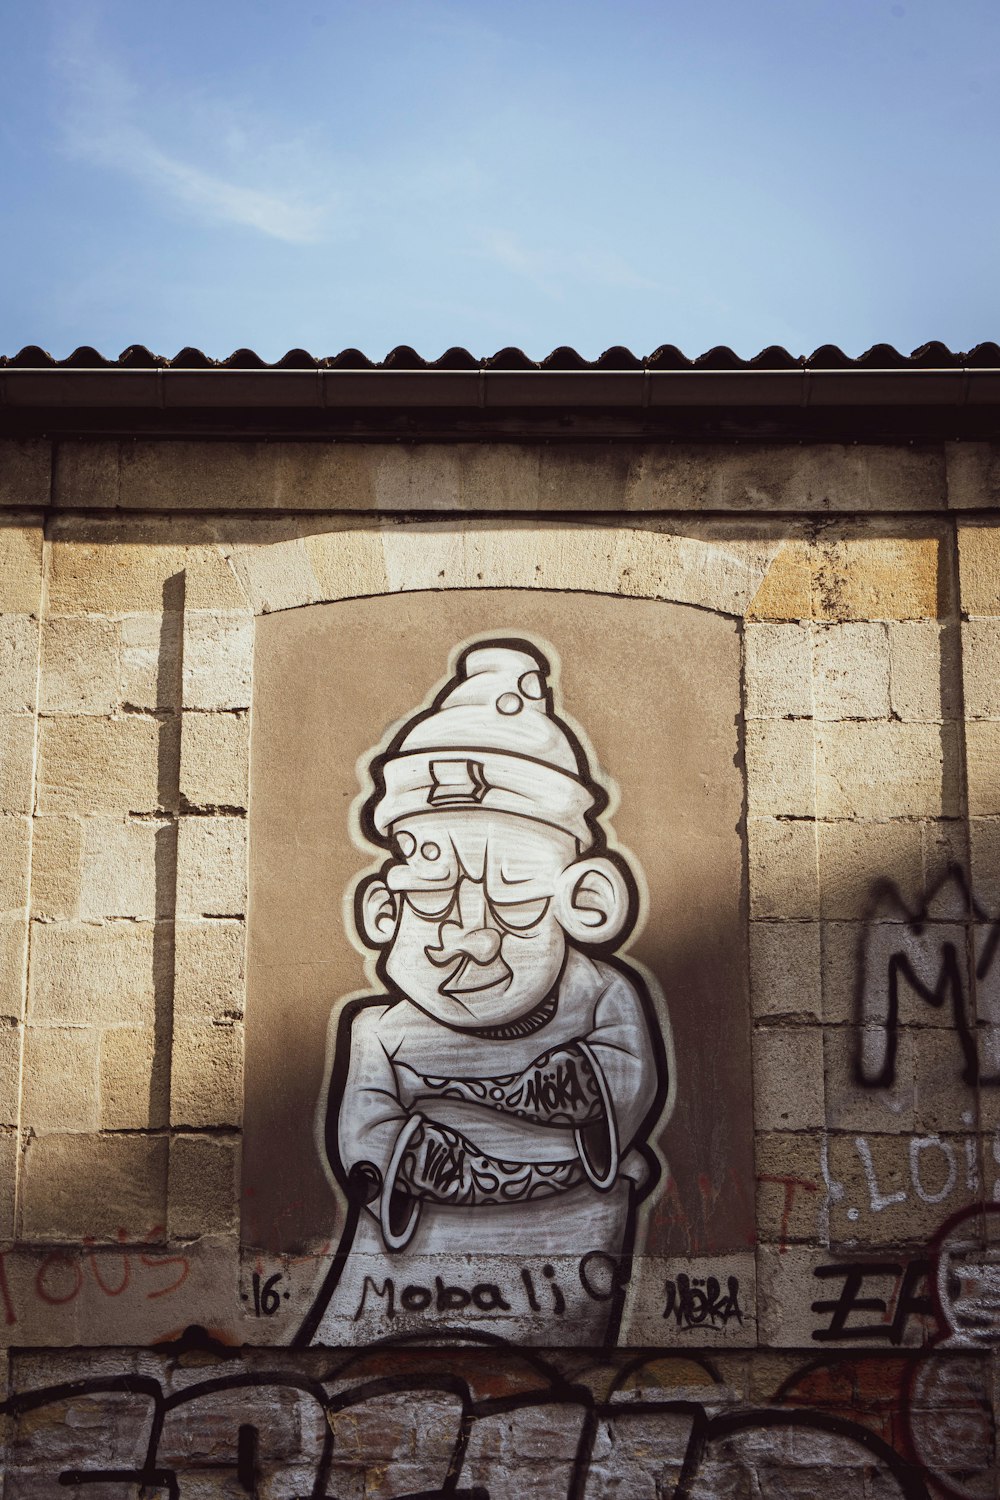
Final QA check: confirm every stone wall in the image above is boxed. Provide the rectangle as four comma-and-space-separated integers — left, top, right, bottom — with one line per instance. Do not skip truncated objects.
1, 435, 999, 1495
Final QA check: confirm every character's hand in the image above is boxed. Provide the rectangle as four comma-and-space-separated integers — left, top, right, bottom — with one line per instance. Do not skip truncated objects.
397, 1115, 585, 1206
400, 1117, 475, 1203
413, 1042, 606, 1128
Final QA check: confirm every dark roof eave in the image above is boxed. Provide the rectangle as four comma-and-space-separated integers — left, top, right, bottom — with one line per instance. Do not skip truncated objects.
2, 365, 1000, 409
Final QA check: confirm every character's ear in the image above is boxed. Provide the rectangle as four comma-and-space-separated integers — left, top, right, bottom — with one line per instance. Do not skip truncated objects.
554, 856, 632, 946
358, 877, 399, 948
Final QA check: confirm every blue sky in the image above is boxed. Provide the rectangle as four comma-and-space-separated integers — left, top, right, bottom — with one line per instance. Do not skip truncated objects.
1, 0, 998, 362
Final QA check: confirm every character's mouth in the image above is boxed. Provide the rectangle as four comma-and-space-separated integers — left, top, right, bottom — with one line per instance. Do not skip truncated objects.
432, 953, 514, 998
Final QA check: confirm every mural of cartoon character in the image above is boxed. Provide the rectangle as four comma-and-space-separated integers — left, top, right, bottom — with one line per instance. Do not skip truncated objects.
303, 639, 669, 1345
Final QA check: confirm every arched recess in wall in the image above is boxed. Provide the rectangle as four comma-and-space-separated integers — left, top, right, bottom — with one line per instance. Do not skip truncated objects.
220, 522, 761, 1341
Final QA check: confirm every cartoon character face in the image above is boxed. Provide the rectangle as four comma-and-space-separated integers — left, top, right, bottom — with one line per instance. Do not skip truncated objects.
358, 809, 632, 1028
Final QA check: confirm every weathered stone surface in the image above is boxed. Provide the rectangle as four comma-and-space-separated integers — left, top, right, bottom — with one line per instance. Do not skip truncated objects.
79, 815, 161, 920
174, 918, 245, 1021
0, 1021, 21, 1127
168, 1135, 239, 1239
743, 621, 814, 717
49, 439, 946, 512
37, 714, 165, 814
28, 921, 158, 1026
182, 611, 253, 709
0, 812, 30, 909
887, 619, 951, 721
749, 920, 822, 1019
748, 817, 820, 919
0, 712, 35, 814
179, 710, 249, 809
812, 621, 891, 720
20, 1132, 169, 1242
21, 1025, 100, 1132
99, 1025, 165, 1129
755, 1131, 825, 1246
0, 614, 39, 714
752, 1025, 825, 1130
39, 616, 121, 714
746, 720, 816, 816
170, 1022, 243, 1127
176, 816, 247, 917
0, 518, 44, 611
815, 721, 957, 819
0, 910, 28, 1018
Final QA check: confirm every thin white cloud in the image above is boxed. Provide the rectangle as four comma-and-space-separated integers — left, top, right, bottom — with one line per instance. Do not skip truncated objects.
51, 10, 330, 244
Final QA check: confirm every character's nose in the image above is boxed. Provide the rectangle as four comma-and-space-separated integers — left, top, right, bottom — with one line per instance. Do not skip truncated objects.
438, 880, 502, 965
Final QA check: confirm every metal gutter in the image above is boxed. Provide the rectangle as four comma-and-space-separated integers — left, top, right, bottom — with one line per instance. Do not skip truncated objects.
1, 366, 1000, 409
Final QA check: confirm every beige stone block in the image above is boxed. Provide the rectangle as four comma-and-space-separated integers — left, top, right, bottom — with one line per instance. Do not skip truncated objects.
39, 617, 121, 714
755, 1132, 825, 1246
0, 814, 30, 909
0, 520, 44, 611
79, 816, 160, 920
813, 535, 940, 621
377, 441, 467, 513
818, 819, 923, 920
0, 614, 39, 713
746, 541, 813, 621
888, 620, 952, 721
223, 540, 318, 615
0, 713, 35, 814
820, 920, 966, 1031
37, 715, 164, 815
171, 1023, 243, 1127
179, 712, 249, 809
966, 722, 1000, 816
21, 1133, 168, 1242
962, 618, 1000, 718
174, 919, 245, 1021
176, 816, 247, 918
752, 1024, 824, 1129
305, 527, 390, 602
21, 1026, 99, 1131
743, 623, 813, 718
823, 1023, 914, 1132
947, 444, 1000, 512
46, 525, 246, 614
749, 922, 821, 1018
745, 720, 815, 816
912, 1029, 978, 1133
970, 819, 1000, 913
168, 1135, 239, 1239
99, 1027, 166, 1130
120, 611, 183, 710
57, 437, 376, 513
28, 921, 157, 1026
0, 912, 27, 1018
0, 1130, 16, 1238
0, 1022, 20, 1127
634, 443, 944, 513
747, 818, 819, 919
811, 622, 891, 720
920, 820, 974, 916
815, 721, 956, 818
29, 815, 82, 919
958, 519, 1000, 610
182, 612, 253, 710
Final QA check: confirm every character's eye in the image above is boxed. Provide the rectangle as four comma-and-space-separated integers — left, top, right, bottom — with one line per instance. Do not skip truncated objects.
490, 896, 550, 932
404, 889, 456, 919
